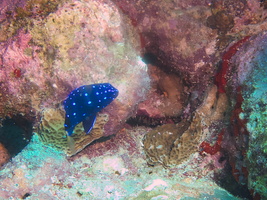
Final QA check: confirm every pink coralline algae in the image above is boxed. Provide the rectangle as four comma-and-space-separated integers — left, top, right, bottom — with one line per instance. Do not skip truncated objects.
113, 0, 218, 91
0, 0, 150, 147
1, 0, 267, 199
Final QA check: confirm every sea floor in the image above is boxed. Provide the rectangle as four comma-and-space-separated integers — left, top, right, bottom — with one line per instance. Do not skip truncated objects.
0, 126, 239, 200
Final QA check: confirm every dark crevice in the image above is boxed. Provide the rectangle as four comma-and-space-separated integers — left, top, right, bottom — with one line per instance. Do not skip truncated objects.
126, 115, 183, 128
214, 153, 253, 200
0, 116, 33, 157
142, 52, 160, 65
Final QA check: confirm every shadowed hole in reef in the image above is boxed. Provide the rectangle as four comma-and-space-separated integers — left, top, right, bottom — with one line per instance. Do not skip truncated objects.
142, 52, 159, 65
126, 115, 183, 128
127, 52, 185, 127
214, 159, 253, 200
0, 116, 33, 157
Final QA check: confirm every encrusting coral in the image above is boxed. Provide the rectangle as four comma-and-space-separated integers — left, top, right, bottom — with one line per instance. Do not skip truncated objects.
38, 108, 109, 156
143, 84, 228, 167
143, 122, 190, 167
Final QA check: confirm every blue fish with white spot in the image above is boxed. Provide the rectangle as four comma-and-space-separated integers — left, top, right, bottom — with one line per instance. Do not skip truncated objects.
63, 83, 119, 137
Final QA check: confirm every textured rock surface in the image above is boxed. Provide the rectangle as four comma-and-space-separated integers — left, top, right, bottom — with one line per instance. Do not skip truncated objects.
113, 0, 217, 88
143, 85, 229, 167
229, 32, 267, 199
143, 122, 190, 167
1, 0, 267, 199
38, 108, 108, 156
137, 64, 187, 118
0, 0, 150, 145
112, 0, 267, 122
0, 128, 238, 199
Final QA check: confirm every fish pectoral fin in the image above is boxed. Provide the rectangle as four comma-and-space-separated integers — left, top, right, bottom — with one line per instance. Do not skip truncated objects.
82, 114, 97, 134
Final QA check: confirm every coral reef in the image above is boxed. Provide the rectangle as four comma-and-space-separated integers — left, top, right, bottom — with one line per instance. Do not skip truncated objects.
0, 0, 62, 42
143, 122, 190, 167
143, 85, 229, 167
116, 0, 267, 126
136, 63, 187, 119
0, 0, 150, 151
38, 108, 109, 156
230, 32, 267, 199
112, 0, 217, 91
215, 36, 250, 94
0, 117, 32, 157
1, 0, 267, 199
0, 127, 239, 199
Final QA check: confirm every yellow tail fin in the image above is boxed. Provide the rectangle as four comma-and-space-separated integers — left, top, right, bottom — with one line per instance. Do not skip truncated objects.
67, 135, 76, 155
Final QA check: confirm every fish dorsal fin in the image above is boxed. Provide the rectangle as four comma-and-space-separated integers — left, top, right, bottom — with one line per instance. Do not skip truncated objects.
82, 114, 97, 134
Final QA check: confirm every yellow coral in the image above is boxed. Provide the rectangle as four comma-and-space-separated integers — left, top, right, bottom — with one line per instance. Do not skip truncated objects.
143, 84, 229, 167
38, 108, 108, 156
168, 113, 202, 166
143, 122, 190, 167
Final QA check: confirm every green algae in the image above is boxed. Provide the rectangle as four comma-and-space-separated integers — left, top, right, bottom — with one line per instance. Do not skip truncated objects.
20, 134, 64, 161
241, 45, 267, 199
182, 189, 240, 200
131, 190, 168, 200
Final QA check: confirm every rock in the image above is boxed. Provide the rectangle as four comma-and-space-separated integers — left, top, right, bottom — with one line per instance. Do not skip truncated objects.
143, 85, 229, 167
137, 64, 187, 118
112, 0, 217, 90
0, 0, 150, 152
229, 32, 267, 199
0, 143, 10, 167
